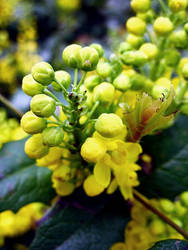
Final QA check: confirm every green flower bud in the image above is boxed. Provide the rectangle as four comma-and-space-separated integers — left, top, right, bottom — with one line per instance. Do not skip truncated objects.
131, 0, 151, 13
42, 127, 64, 146
137, 10, 155, 23
21, 111, 47, 134
180, 191, 188, 206
62, 44, 82, 68
113, 73, 131, 91
32, 62, 55, 86
121, 51, 148, 67
164, 49, 181, 67
149, 219, 166, 235
93, 82, 115, 104
126, 34, 144, 49
184, 23, 188, 33
95, 113, 124, 138
22, 74, 44, 97
140, 43, 158, 60
182, 63, 188, 80
130, 73, 146, 90
96, 61, 113, 79
25, 134, 49, 159
154, 17, 173, 35
168, 0, 187, 12
118, 42, 132, 54
30, 94, 56, 117
52, 70, 71, 91
79, 47, 99, 71
170, 30, 188, 49
159, 199, 174, 213
126, 17, 146, 36
84, 75, 101, 91
152, 78, 171, 99
90, 43, 104, 58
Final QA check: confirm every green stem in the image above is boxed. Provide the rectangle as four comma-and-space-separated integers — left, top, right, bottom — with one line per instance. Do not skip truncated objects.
0, 93, 23, 118
54, 79, 68, 96
53, 113, 62, 123
158, 0, 168, 14
85, 101, 99, 123
73, 68, 78, 89
46, 120, 62, 126
75, 72, 87, 91
58, 143, 77, 151
44, 89, 62, 103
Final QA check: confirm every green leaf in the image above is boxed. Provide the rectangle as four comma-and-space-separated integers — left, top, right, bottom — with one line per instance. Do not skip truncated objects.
30, 195, 129, 250
140, 115, 188, 199
0, 139, 55, 212
149, 239, 188, 249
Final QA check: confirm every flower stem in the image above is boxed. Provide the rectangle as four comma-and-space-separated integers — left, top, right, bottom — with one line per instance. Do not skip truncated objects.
75, 71, 87, 91
133, 189, 188, 240
73, 68, 78, 89
0, 93, 23, 118
158, 0, 168, 14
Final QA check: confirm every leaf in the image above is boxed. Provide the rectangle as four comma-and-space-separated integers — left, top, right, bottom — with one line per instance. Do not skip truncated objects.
0, 139, 55, 212
139, 115, 188, 199
124, 88, 175, 142
30, 193, 129, 250
149, 239, 188, 249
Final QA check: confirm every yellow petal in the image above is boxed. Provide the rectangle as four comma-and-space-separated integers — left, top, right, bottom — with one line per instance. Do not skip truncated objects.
94, 159, 111, 188
107, 179, 118, 194
120, 185, 133, 200
124, 143, 142, 162
110, 242, 126, 250
83, 175, 105, 197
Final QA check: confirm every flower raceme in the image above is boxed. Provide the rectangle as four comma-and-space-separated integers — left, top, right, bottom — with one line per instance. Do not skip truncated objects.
20, 0, 188, 200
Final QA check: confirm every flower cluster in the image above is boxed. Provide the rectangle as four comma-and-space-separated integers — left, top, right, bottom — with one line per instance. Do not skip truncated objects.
20, 42, 144, 200
0, 108, 27, 149
111, 191, 188, 250
0, 202, 47, 247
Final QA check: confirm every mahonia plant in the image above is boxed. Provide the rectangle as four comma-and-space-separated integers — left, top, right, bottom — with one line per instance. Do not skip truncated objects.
20, 0, 188, 202
16, 0, 188, 247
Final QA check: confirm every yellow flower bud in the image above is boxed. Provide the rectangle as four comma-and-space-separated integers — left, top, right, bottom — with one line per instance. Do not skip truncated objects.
154, 17, 173, 35
90, 43, 104, 58
93, 82, 115, 104
96, 61, 112, 78
30, 94, 56, 118
182, 63, 188, 80
31, 62, 54, 86
37, 147, 63, 166
79, 46, 99, 71
52, 70, 71, 91
25, 134, 49, 159
21, 111, 47, 134
126, 34, 144, 49
81, 137, 106, 163
22, 74, 44, 97
168, 0, 187, 12
149, 219, 166, 235
140, 43, 158, 60
113, 73, 131, 91
126, 17, 146, 36
83, 174, 105, 197
84, 74, 101, 91
42, 127, 64, 146
131, 0, 150, 13
53, 179, 75, 196
62, 44, 82, 68
152, 77, 171, 99
95, 113, 125, 138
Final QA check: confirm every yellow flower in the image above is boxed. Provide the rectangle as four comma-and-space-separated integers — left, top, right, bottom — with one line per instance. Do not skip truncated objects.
83, 174, 105, 196
81, 137, 107, 163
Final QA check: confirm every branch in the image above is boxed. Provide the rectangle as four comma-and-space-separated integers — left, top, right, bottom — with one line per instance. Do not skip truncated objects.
133, 190, 188, 240
0, 93, 23, 118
